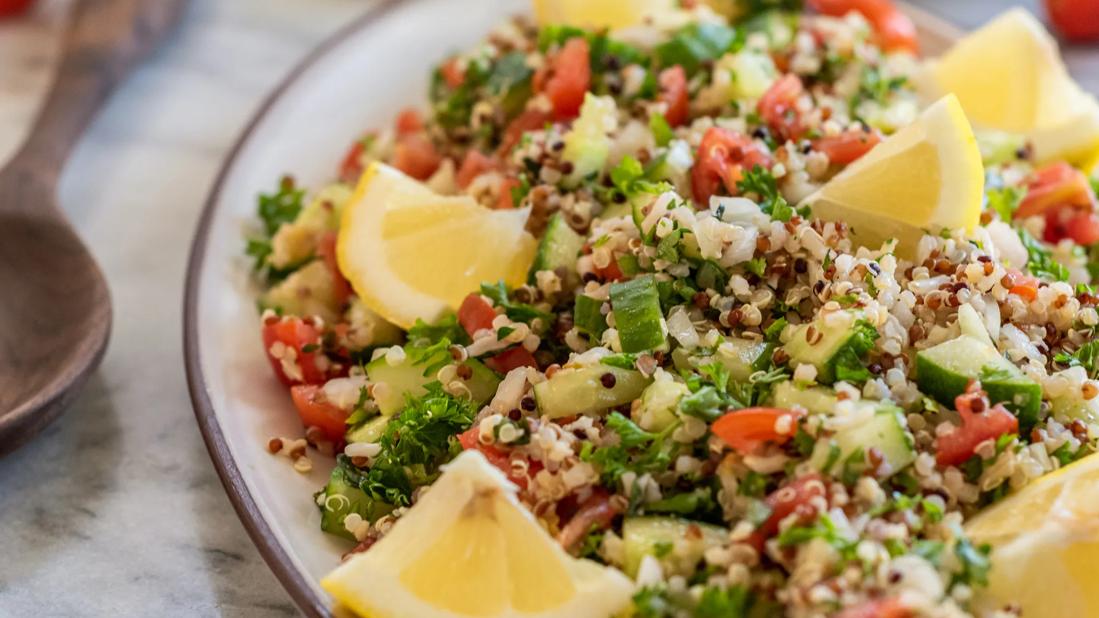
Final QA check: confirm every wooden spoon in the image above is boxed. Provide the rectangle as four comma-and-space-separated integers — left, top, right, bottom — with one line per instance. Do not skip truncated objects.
0, 0, 187, 456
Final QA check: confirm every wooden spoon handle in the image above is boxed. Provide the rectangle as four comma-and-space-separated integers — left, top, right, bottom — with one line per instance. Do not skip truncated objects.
9, 0, 187, 179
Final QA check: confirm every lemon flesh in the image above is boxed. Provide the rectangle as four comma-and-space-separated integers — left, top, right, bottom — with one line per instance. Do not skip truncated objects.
922, 8, 1099, 166
322, 451, 635, 618
336, 163, 536, 329
966, 453, 1099, 618
532, 0, 675, 29
802, 94, 983, 259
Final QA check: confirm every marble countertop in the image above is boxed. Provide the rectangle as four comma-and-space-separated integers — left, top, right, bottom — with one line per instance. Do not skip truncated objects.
0, 0, 1095, 616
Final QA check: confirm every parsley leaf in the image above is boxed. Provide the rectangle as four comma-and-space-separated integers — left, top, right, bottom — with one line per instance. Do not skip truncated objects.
736, 165, 792, 221
407, 314, 469, 346
1054, 340, 1099, 378
1019, 227, 1070, 282
985, 186, 1025, 222
480, 281, 554, 324
360, 383, 477, 506
655, 22, 741, 75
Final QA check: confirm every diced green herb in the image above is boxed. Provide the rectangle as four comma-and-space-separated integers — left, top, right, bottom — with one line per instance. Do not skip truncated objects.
1019, 227, 1070, 282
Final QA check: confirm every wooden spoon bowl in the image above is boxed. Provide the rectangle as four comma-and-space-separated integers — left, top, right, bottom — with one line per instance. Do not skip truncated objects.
0, 0, 187, 457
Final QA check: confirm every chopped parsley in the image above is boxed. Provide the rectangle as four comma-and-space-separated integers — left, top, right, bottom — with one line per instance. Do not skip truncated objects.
1019, 227, 1070, 282
985, 186, 1025, 223
1054, 340, 1099, 378
736, 165, 794, 222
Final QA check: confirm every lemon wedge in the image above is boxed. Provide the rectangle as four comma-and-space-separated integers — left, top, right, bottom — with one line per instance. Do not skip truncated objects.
966, 453, 1099, 618
336, 163, 536, 329
532, 0, 675, 29
802, 94, 983, 258
921, 8, 1099, 166
322, 450, 635, 618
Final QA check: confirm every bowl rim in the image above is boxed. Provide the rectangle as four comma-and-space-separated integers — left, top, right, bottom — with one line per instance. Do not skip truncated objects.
180, 3, 960, 617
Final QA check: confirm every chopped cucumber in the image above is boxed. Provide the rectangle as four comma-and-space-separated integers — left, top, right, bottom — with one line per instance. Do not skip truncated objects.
976, 129, 1027, 166
528, 212, 584, 283
610, 275, 668, 353
574, 294, 608, 339
268, 184, 352, 269
808, 404, 915, 479
771, 381, 839, 415
367, 351, 499, 416
345, 414, 389, 444
534, 365, 651, 418
622, 516, 728, 578
782, 311, 874, 384
261, 260, 343, 324
1048, 370, 1099, 424
916, 334, 1041, 427
725, 49, 778, 100
599, 201, 633, 220
636, 378, 691, 431
671, 338, 771, 382
318, 459, 393, 540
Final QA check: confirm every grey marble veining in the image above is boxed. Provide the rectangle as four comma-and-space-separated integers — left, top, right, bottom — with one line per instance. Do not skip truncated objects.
0, 1, 1096, 616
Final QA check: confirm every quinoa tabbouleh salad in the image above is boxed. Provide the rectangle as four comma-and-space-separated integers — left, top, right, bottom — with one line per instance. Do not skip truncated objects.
243, 1, 1099, 616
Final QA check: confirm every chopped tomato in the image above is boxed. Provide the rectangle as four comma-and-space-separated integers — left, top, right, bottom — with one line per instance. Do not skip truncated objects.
458, 293, 497, 336
289, 384, 349, 443
836, 598, 912, 618
1003, 269, 1040, 301
498, 108, 552, 155
496, 176, 521, 210
1014, 161, 1095, 219
392, 135, 442, 180
813, 128, 882, 165
394, 108, 424, 136
658, 65, 690, 128
808, 0, 919, 53
440, 57, 466, 88
316, 232, 351, 308
935, 384, 1019, 467
486, 346, 538, 373
338, 136, 369, 184
712, 407, 804, 455
456, 150, 499, 189
539, 37, 591, 121
1063, 211, 1099, 245
261, 316, 326, 386
1046, 0, 1099, 41
690, 127, 773, 205
557, 490, 622, 551
593, 258, 625, 282
457, 427, 540, 489
745, 474, 826, 551
757, 74, 806, 142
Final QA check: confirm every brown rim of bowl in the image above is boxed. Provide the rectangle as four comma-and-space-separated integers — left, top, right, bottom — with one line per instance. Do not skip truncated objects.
182, 1, 401, 616
181, 3, 959, 617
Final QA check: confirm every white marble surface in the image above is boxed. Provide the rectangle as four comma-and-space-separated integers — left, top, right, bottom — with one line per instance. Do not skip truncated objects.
0, 1, 1096, 616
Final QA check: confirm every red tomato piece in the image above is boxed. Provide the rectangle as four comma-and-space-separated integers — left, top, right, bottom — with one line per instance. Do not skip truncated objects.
486, 346, 538, 373
457, 427, 540, 489
757, 74, 807, 142
808, 0, 919, 53
440, 57, 466, 88
392, 135, 442, 180
1046, 0, 1099, 41
316, 232, 351, 308
836, 598, 912, 618
456, 150, 499, 189
690, 127, 773, 205
261, 316, 326, 386
712, 407, 804, 455
1063, 211, 1099, 245
658, 65, 690, 128
394, 108, 424, 136
1015, 161, 1096, 219
556, 490, 623, 551
592, 258, 625, 282
540, 37, 591, 121
289, 384, 349, 443
498, 108, 552, 156
812, 128, 882, 165
745, 474, 826, 551
338, 138, 366, 184
458, 293, 498, 336
496, 176, 521, 210
935, 385, 1019, 467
